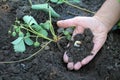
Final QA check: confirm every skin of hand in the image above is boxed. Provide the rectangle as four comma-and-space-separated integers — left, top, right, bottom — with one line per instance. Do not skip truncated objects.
57, 16, 109, 70
57, 0, 120, 70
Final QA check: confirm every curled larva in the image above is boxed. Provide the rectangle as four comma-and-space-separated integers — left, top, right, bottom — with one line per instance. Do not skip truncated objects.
74, 41, 82, 47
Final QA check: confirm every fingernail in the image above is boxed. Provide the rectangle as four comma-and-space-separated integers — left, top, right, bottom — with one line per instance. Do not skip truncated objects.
67, 62, 74, 70
74, 62, 82, 70
63, 51, 69, 63
57, 20, 63, 23
81, 56, 94, 65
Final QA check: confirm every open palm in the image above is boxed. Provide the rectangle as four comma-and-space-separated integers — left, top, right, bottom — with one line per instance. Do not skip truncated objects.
57, 16, 109, 70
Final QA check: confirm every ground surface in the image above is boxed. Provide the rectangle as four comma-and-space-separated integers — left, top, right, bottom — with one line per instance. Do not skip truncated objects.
0, 0, 120, 80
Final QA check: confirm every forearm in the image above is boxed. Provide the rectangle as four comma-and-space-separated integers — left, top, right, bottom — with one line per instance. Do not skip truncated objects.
94, 0, 120, 31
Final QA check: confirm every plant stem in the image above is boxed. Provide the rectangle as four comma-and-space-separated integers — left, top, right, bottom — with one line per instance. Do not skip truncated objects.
28, 0, 32, 6
46, 0, 49, 3
0, 41, 52, 64
64, 1, 95, 14
48, 5, 58, 41
21, 26, 54, 41
67, 11, 79, 16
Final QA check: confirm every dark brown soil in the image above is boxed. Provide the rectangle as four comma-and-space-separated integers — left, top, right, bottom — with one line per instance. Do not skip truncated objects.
0, 0, 120, 80
66, 28, 94, 62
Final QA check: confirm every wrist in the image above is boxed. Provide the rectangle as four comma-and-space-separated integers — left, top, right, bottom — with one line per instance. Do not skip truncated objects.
93, 15, 113, 32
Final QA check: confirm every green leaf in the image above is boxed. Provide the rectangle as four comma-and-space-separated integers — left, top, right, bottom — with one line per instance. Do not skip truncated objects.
19, 31, 24, 37
63, 30, 69, 35
23, 15, 38, 26
65, 27, 74, 34
66, 34, 71, 40
69, 0, 80, 3
13, 39, 26, 52
50, 0, 64, 4
24, 37, 33, 46
26, 32, 31, 37
13, 25, 18, 29
12, 37, 26, 52
32, 24, 42, 31
118, 21, 120, 27
50, 0, 58, 3
31, 3, 60, 17
12, 37, 23, 45
57, 0, 65, 4
39, 29, 48, 37
40, 20, 50, 30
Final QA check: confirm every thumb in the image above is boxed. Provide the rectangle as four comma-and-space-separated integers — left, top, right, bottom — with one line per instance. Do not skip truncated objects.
57, 18, 77, 28
91, 35, 107, 55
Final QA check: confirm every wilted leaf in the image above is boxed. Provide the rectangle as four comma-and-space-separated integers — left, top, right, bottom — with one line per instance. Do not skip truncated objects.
31, 3, 60, 17
23, 15, 38, 26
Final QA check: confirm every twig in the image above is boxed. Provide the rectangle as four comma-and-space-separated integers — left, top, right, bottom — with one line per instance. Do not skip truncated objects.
67, 11, 79, 16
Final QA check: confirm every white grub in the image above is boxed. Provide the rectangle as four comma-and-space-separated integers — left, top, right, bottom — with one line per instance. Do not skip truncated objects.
74, 41, 82, 47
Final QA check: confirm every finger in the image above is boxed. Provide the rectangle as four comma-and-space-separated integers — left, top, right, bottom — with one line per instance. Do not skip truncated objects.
67, 62, 74, 70
57, 18, 77, 28
74, 61, 82, 70
71, 26, 84, 40
81, 35, 107, 65
91, 37, 106, 55
72, 26, 84, 37
63, 51, 69, 63
81, 55, 95, 65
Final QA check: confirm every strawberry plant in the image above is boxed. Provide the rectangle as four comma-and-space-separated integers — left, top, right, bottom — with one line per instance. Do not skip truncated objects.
10, 4, 61, 52
117, 21, 120, 28
62, 27, 74, 40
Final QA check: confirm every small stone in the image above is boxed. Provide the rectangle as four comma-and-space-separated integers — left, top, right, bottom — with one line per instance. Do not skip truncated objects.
44, 46, 50, 50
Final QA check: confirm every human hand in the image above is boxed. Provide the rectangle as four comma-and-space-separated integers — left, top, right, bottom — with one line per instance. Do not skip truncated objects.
57, 16, 110, 70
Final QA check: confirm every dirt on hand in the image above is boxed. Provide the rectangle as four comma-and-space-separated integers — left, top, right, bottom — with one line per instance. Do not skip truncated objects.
66, 28, 94, 63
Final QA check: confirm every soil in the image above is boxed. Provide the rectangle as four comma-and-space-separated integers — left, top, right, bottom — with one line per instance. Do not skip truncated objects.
0, 0, 120, 80
66, 28, 94, 62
